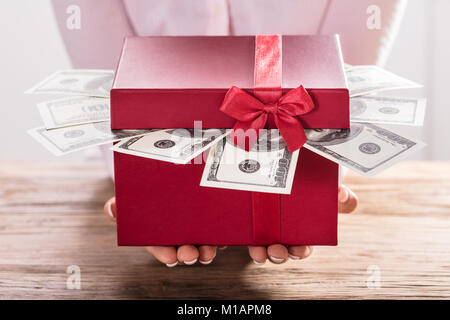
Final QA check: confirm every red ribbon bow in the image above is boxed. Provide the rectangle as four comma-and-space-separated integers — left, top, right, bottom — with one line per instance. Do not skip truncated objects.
219, 85, 315, 153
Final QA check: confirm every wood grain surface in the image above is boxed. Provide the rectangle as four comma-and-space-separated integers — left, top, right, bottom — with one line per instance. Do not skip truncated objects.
0, 160, 449, 299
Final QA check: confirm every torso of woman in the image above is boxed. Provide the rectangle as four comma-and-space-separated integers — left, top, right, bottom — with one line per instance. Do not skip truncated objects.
52, 0, 407, 68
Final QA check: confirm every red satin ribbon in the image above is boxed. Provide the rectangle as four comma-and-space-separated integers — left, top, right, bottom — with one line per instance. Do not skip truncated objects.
220, 34, 315, 153
220, 85, 314, 153
220, 35, 315, 244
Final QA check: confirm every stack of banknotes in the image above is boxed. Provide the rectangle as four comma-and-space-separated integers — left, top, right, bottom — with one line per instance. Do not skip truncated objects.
27, 65, 426, 194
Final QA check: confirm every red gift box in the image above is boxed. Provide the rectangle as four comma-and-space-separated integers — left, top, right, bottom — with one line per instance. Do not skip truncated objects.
111, 35, 348, 130
111, 35, 348, 246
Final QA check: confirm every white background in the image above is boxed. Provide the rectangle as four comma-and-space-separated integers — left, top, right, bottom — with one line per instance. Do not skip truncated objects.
0, 0, 449, 161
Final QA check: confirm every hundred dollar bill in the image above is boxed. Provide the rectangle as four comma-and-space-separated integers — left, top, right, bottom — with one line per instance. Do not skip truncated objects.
28, 121, 153, 156
200, 130, 299, 194
346, 66, 421, 97
350, 96, 426, 126
111, 129, 230, 164
303, 123, 426, 176
25, 69, 114, 98
37, 96, 110, 129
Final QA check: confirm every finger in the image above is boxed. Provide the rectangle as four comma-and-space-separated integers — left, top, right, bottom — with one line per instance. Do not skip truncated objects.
267, 244, 289, 264
288, 246, 313, 260
248, 246, 268, 265
103, 197, 116, 221
177, 245, 199, 265
338, 185, 358, 214
218, 246, 228, 250
198, 246, 217, 265
146, 246, 178, 267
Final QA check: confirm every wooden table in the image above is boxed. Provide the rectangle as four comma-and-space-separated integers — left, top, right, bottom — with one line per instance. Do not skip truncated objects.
0, 160, 449, 299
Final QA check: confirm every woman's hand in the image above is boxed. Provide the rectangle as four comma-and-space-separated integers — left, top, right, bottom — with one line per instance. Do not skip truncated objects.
247, 184, 358, 265
104, 197, 222, 267
104, 184, 358, 267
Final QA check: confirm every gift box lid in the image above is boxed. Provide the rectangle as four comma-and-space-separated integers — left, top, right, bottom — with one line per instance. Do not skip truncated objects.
111, 35, 349, 130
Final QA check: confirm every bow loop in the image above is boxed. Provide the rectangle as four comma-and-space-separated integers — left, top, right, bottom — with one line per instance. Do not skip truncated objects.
220, 85, 314, 153
219, 86, 265, 122
278, 85, 315, 116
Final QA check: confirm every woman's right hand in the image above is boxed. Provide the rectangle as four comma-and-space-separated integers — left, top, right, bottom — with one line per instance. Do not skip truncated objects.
104, 197, 223, 267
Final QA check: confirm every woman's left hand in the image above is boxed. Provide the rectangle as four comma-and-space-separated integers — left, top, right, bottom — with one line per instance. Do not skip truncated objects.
248, 184, 358, 265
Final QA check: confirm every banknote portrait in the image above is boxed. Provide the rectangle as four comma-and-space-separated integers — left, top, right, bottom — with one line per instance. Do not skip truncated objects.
305, 125, 363, 146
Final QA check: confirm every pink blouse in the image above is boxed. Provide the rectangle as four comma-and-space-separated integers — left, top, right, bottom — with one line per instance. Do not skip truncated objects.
51, 0, 407, 68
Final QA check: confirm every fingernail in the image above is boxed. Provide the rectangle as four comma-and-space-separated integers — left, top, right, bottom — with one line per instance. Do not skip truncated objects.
166, 262, 178, 268
338, 185, 349, 203
289, 254, 300, 260
199, 259, 213, 265
269, 256, 285, 263
184, 258, 198, 265
107, 201, 115, 219
253, 259, 266, 265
